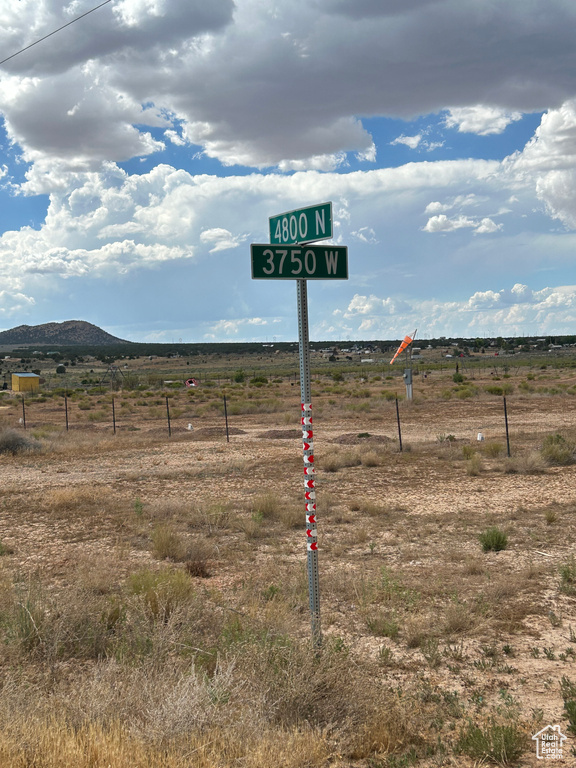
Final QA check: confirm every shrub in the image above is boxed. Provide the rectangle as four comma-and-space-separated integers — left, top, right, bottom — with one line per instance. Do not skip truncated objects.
365, 612, 400, 639
462, 445, 475, 459
360, 451, 380, 467
184, 538, 212, 578
322, 448, 361, 472
251, 493, 300, 528
453, 372, 464, 383
466, 453, 483, 476
479, 526, 508, 552
152, 524, 186, 562
456, 717, 527, 764
503, 451, 546, 474
252, 492, 281, 519
559, 557, 576, 595
483, 441, 504, 458
0, 429, 40, 456
560, 676, 576, 736
127, 568, 193, 622
541, 433, 575, 466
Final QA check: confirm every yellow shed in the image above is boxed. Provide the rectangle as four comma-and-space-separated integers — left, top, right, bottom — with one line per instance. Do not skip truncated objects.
11, 373, 40, 393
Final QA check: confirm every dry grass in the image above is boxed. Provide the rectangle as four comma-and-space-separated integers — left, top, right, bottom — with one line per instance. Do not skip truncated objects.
43, 485, 113, 513
151, 523, 188, 561
503, 450, 547, 474
3, 362, 576, 765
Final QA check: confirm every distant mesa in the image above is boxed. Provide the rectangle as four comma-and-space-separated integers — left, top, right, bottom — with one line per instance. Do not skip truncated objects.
0, 321, 129, 346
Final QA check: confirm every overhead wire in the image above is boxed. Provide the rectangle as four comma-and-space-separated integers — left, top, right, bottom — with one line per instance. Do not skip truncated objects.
0, 0, 113, 67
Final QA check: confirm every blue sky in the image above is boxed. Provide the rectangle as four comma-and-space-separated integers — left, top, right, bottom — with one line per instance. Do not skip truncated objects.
1, 0, 576, 343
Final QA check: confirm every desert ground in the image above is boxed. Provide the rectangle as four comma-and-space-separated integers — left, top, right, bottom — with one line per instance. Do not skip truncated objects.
0, 349, 576, 766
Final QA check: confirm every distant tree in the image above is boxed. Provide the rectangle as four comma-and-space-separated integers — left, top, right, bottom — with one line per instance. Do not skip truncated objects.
56, 365, 66, 374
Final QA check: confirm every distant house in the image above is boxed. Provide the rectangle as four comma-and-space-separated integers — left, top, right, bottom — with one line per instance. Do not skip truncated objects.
11, 373, 40, 393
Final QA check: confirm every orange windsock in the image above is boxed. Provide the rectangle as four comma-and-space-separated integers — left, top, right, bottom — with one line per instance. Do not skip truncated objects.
390, 330, 416, 364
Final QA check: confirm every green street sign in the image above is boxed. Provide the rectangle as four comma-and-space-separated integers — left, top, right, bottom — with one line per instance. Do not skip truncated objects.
251, 244, 348, 280
269, 202, 332, 245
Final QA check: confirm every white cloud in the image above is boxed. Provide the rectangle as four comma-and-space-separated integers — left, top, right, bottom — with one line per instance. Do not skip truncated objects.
474, 217, 502, 234
391, 134, 422, 150
199, 227, 246, 253
205, 316, 269, 338
505, 100, 576, 228
424, 194, 483, 214
423, 214, 501, 234
277, 153, 348, 172
350, 227, 378, 244
0, 289, 35, 317
326, 284, 576, 340
445, 105, 523, 135
165, 129, 186, 146
3, 1, 576, 170
423, 214, 476, 232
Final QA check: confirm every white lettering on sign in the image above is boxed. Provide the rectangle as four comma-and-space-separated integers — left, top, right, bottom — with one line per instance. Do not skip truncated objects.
291, 250, 303, 275
260, 248, 332, 276
325, 250, 338, 274
305, 249, 316, 274
315, 208, 326, 236
274, 213, 312, 243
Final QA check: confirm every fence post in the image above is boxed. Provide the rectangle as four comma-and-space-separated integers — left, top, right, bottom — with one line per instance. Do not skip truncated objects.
223, 394, 230, 443
395, 398, 403, 452
503, 396, 511, 457
65, 394, 69, 431
21, 396, 26, 430
166, 396, 172, 437
112, 397, 116, 435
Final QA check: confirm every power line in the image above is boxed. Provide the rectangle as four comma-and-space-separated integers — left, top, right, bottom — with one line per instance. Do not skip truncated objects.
0, 0, 113, 68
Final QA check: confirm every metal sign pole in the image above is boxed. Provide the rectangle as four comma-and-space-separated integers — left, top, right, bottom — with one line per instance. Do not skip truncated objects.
297, 278, 321, 648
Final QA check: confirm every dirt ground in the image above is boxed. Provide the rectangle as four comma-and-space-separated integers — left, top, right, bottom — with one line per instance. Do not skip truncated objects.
1, 361, 576, 766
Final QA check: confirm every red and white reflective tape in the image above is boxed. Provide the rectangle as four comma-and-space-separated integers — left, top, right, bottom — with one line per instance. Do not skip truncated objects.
302, 402, 317, 551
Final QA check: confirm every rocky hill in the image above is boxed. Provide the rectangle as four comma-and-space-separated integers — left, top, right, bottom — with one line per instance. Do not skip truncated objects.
0, 321, 129, 346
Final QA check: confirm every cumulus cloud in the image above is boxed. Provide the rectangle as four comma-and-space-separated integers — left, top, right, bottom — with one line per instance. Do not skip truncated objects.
0, 289, 35, 317
205, 316, 269, 338
350, 227, 378, 244
445, 105, 523, 135
3, 1, 576, 170
343, 294, 409, 318
505, 100, 576, 228
199, 227, 246, 253
423, 210, 502, 234
391, 134, 422, 149
326, 284, 576, 340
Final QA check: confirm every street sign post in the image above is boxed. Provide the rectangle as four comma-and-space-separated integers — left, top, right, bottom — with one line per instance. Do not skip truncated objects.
269, 202, 332, 245
252, 201, 347, 649
251, 244, 347, 280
